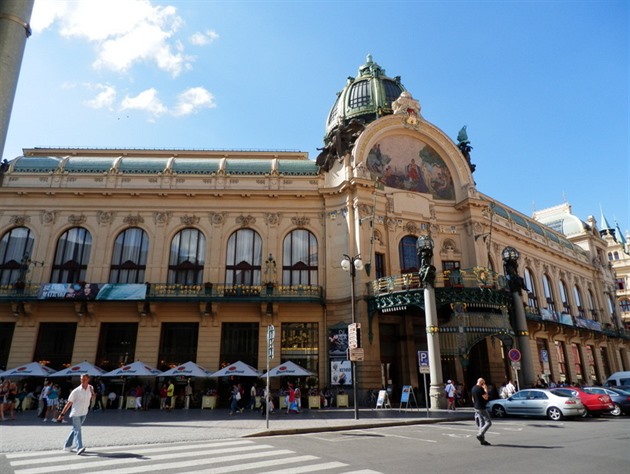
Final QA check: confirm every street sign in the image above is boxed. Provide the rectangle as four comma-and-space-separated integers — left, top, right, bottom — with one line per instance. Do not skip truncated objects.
418, 350, 430, 374
349, 347, 364, 361
511, 361, 521, 370
508, 348, 521, 362
348, 323, 361, 349
267, 325, 275, 360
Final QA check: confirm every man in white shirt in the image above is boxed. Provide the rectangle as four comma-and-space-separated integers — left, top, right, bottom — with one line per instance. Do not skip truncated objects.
505, 380, 516, 397
58, 374, 94, 455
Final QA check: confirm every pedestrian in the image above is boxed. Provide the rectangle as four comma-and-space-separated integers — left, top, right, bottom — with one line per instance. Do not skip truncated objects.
57, 374, 95, 455
92, 378, 104, 411
249, 383, 258, 410
166, 380, 175, 410
160, 383, 168, 410
44, 383, 60, 421
229, 384, 240, 415
505, 380, 516, 397
471, 377, 492, 446
445, 379, 456, 411
294, 385, 302, 413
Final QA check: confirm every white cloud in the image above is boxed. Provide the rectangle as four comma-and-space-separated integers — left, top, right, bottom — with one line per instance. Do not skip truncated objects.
84, 84, 117, 110
190, 30, 219, 46
120, 88, 167, 119
32, 0, 191, 76
172, 87, 216, 117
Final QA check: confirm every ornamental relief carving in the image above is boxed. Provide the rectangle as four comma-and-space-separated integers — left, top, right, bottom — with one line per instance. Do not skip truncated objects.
264, 213, 280, 226
123, 214, 144, 226
209, 212, 227, 225
68, 214, 86, 225
404, 222, 419, 234
357, 204, 373, 220
236, 215, 256, 227
181, 215, 200, 226
11, 215, 30, 226
96, 211, 115, 225
153, 211, 171, 226
40, 211, 57, 225
291, 216, 310, 227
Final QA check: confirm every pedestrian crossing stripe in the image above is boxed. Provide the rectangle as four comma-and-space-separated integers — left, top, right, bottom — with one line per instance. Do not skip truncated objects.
6, 439, 384, 474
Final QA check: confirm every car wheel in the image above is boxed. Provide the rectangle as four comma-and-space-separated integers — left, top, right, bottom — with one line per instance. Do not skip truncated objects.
492, 405, 506, 418
581, 408, 590, 418
610, 404, 622, 416
547, 406, 563, 421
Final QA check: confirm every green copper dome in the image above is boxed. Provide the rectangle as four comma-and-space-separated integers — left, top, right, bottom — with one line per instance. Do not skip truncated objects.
325, 55, 406, 137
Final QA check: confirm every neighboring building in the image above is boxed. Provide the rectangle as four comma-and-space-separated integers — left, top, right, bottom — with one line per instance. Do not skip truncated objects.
1, 56, 628, 406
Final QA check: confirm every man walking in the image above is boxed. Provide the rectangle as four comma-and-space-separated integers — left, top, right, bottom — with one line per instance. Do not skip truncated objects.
471, 377, 492, 446
57, 374, 95, 455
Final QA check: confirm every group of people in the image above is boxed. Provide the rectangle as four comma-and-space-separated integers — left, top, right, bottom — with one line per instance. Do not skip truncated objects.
0, 379, 18, 420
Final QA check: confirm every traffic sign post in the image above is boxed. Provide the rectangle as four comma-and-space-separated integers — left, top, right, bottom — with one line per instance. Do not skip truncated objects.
417, 351, 430, 417
508, 348, 522, 391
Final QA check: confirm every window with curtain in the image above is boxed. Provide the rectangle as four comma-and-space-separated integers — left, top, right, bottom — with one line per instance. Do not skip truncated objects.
559, 280, 570, 313
524, 268, 538, 310
225, 228, 262, 285
542, 274, 556, 313
587, 289, 598, 320
282, 229, 318, 286
555, 340, 567, 382
168, 228, 206, 284
0, 227, 34, 285
109, 227, 149, 283
281, 322, 319, 374
573, 285, 584, 318
399, 235, 419, 273
51, 227, 92, 283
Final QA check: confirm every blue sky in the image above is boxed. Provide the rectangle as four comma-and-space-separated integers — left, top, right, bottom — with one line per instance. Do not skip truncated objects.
5, 0, 628, 234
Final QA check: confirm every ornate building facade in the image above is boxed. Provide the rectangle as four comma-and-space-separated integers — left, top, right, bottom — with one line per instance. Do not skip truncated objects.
1, 57, 628, 406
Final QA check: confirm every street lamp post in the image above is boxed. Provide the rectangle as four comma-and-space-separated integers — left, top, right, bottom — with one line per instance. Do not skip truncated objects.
416, 235, 445, 410
341, 253, 363, 420
502, 246, 536, 387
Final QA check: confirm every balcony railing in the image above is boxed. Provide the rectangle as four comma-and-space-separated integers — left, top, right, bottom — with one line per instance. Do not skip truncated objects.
370, 267, 507, 296
0, 282, 323, 301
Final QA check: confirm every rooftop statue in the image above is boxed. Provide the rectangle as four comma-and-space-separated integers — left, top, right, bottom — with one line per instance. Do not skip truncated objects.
316, 119, 365, 172
456, 126, 476, 173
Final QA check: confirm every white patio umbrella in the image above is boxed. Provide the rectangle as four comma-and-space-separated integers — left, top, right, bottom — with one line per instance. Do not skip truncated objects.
0, 362, 57, 378
49, 361, 107, 378
160, 361, 212, 378
102, 361, 163, 409
208, 361, 261, 378
102, 361, 163, 377
267, 360, 314, 377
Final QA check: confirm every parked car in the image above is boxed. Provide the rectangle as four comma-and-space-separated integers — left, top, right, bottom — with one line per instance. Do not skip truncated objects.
582, 386, 630, 416
604, 371, 630, 387
551, 387, 614, 417
486, 388, 585, 421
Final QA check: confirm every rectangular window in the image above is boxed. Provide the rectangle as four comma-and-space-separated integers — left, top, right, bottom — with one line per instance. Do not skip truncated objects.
219, 323, 259, 369
555, 341, 567, 382
158, 323, 199, 371
0, 322, 15, 370
282, 323, 319, 375
586, 345, 599, 384
442, 261, 461, 287
572, 343, 583, 381
375, 252, 385, 279
96, 323, 138, 372
33, 323, 77, 371
536, 338, 552, 381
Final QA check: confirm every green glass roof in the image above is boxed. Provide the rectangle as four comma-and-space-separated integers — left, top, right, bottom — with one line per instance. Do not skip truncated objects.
118, 158, 169, 174
172, 158, 221, 175
13, 156, 61, 172
277, 160, 319, 176
64, 157, 115, 173
225, 159, 271, 175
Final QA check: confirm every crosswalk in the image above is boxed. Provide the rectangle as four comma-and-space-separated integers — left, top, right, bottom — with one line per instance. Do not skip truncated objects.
5, 439, 383, 474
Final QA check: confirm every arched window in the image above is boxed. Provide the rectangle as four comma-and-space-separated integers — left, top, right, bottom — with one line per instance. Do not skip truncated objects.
399, 235, 419, 273
558, 280, 570, 313
607, 252, 613, 260
587, 289, 598, 320
524, 268, 538, 310
542, 274, 556, 313
613, 251, 619, 260
168, 228, 205, 284
225, 228, 262, 285
573, 285, 585, 318
0, 227, 35, 285
51, 227, 92, 283
109, 228, 149, 283
282, 229, 318, 286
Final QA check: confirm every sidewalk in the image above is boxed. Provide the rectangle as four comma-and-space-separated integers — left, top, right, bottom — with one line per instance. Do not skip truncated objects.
0, 406, 474, 453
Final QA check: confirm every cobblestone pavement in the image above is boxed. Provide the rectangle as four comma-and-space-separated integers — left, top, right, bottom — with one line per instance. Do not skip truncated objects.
0, 406, 473, 453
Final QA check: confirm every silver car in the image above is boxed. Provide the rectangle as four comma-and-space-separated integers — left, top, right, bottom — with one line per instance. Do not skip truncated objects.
487, 388, 585, 421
